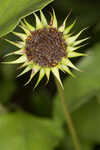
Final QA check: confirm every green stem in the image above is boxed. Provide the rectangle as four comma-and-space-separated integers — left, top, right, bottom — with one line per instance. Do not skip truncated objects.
55, 79, 80, 150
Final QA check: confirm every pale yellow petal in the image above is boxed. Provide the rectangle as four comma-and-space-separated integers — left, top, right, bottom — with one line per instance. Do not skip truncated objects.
3, 55, 27, 64
60, 65, 75, 77
73, 37, 89, 46
4, 49, 24, 57
12, 32, 27, 41
64, 20, 76, 35
5, 39, 24, 48
40, 10, 48, 26
68, 52, 87, 58
25, 66, 40, 85
58, 18, 67, 32
17, 66, 32, 77
50, 9, 57, 28
34, 13, 43, 29
20, 22, 31, 35
34, 68, 45, 88
24, 19, 35, 31
51, 67, 63, 89
66, 28, 87, 45
45, 68, 50, 81
62, 58, 80, 71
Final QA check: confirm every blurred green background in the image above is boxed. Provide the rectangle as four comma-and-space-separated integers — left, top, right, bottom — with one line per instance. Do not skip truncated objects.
0, 0, 100, 150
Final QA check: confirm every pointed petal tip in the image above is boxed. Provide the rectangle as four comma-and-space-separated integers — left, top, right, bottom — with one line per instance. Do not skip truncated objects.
4, 38, 24, 48
34, 69, 45, 88
34, 12, 43, 29
40, 10, 48, 26
25, 66, 40, 86
58, 18, 67, 32
24, 19, 35, 31
17, 66, 31, 78
19, 24, 31, 35
64, 19, 77, 35
52, 67, 63, 89
50, 8, 57, 28
58, 9, 73, 32
45, 68, 50, 81
68, 51, 87, 58
12, 32, 27, 41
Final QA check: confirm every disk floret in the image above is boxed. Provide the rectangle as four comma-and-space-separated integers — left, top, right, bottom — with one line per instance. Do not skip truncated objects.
25, 28, 67, 67
4, 10, 88, 88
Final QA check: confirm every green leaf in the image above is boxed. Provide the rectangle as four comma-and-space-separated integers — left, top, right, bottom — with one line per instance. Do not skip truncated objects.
72, 95, 100, 143
0, 0, 53, 37
53, 44, 100, 123
0, 112, 63, 150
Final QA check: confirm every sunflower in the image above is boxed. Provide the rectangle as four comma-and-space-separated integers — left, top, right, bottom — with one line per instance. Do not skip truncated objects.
4, 10, 88, 88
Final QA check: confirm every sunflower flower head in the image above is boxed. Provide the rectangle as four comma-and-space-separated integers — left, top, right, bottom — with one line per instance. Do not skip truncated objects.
4, 10, 88, 88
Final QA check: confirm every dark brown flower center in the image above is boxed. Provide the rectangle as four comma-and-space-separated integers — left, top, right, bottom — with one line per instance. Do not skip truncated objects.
25, 28, 67, 67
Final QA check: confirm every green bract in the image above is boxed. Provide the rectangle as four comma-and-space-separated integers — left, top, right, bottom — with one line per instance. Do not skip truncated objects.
4, 10, 88, 88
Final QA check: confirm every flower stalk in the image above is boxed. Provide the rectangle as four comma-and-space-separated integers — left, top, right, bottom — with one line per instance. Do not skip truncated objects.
55, 78, 80, 150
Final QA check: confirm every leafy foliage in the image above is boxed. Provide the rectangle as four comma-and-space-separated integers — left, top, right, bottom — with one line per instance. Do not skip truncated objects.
0, 112, 62, 150
0, 0, 53, 37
